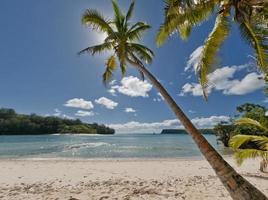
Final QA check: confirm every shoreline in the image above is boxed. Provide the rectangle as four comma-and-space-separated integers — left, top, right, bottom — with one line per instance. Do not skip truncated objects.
0, 155, 216, 162
1, 157, 267, 200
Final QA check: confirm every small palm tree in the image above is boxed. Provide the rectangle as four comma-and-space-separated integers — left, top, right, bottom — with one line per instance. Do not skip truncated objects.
157, 0, 268, 99
79, 0, 153, 83
229, 118, 268, 172
79, 1, 267, 199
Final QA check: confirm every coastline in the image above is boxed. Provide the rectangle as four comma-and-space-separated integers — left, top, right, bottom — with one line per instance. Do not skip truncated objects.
1, 157, 267, 200
0, 154, 218, 161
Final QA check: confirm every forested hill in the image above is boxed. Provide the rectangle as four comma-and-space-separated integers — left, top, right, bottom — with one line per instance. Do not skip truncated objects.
0, 108, 114, 135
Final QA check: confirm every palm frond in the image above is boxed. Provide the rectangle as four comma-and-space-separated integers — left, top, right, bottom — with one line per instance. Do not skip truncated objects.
235, 117, 268, 132
112, 0, 125, 31
156, 0, 216, 46
253, 136, 268, 151
229, 134, 257, 149
239, 21, 268, 74
127, 43, 154, 64
128, 22, 147, 32
103, 55, 117, 85
78, 42, 113, 55
104, 32, 118, 43
82, 9, 113, 34
127, 23, 151, 41
229, 134, 268, 150
177, 21, 192, 40
234, 149, 268, 165
120, 62, 126, 76
116, 44, 127, 76
127, 53, 145, 81
197, 14, 230, 98
126, 0, 135, 22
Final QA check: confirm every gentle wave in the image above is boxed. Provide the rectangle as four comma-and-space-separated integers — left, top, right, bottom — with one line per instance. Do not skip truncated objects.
65, 142, 111, 150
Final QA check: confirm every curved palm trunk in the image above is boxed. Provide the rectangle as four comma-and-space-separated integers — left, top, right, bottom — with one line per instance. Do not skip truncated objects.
133, 64, 267, 200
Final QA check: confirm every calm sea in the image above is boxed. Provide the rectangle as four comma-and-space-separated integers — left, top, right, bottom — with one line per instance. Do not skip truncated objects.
0, 134, 229, 159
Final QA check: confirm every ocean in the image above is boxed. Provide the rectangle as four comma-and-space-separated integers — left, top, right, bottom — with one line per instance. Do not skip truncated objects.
0, 134, 229, 159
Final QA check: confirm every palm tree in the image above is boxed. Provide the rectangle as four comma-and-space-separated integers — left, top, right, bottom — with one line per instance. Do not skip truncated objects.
157, 0, 268, 99
79, 1, 267, 199
229, 118, 268, 172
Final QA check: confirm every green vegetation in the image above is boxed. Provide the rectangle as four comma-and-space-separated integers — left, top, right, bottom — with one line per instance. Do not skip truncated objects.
214, 122, 236, 147
229, 119, 268, 172
214, 103, 268, 146
0, 108, 114, 135
214, 103, 268, 171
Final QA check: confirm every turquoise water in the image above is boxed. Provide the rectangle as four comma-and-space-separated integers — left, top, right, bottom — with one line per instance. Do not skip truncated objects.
0, 134, 228, 159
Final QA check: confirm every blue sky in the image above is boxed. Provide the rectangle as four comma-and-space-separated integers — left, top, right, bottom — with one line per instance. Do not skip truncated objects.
0, 0, 266, 133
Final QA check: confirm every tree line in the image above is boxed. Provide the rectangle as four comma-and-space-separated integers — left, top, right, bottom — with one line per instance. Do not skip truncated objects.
0, 108, 114, 135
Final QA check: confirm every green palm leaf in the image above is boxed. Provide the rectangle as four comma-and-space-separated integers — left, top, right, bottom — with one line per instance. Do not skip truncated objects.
235, 117, 268, 132
230, 135, 261, 149
239, 21, 268, 74
112, 0, 125, 31
128, 22, 148, 32
82, 9, 113, 34
229, 135, 268, 151
234, 149, 268, 165
128, 43, 154, 64
197, 14, 230, 98
229, 134, 268, 165
156, 0, 216, 46
103, 55, 117, 85
177, 21, 192, 41
116, 43, 127, 76
126, 0, 135, 22
127, 23, 151, 41
78, 42, 113, 55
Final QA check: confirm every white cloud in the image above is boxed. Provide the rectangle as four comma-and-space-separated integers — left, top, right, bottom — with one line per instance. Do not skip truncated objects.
125, 108, 136, 113
153, 92, 164, 102
108, 115, 230, 133
180, 65, 264, 97
52, 109, 73, 119
75, 110, 94, 117
191, 116, 230, 128
185, 46, 203, 72
61, 114, 74, 119
223, 73, 265, 95
95, 97, 118, 110
108, 88, 117, 96
157, 92, 164, 100
110, 76, 153, 97
64, 98, 94, 110
109, 80, 117, 85
179, 83, 204, 96
153, 98, 162, 102
53, 108, 62, 117
189, 110, 196, 114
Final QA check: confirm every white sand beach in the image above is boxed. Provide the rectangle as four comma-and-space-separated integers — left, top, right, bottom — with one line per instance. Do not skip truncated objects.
0, 157, 267, 200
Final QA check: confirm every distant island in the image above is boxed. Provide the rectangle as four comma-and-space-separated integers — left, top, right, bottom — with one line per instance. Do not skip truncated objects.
0, 108, 114, 135
161, 129, 214, 135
